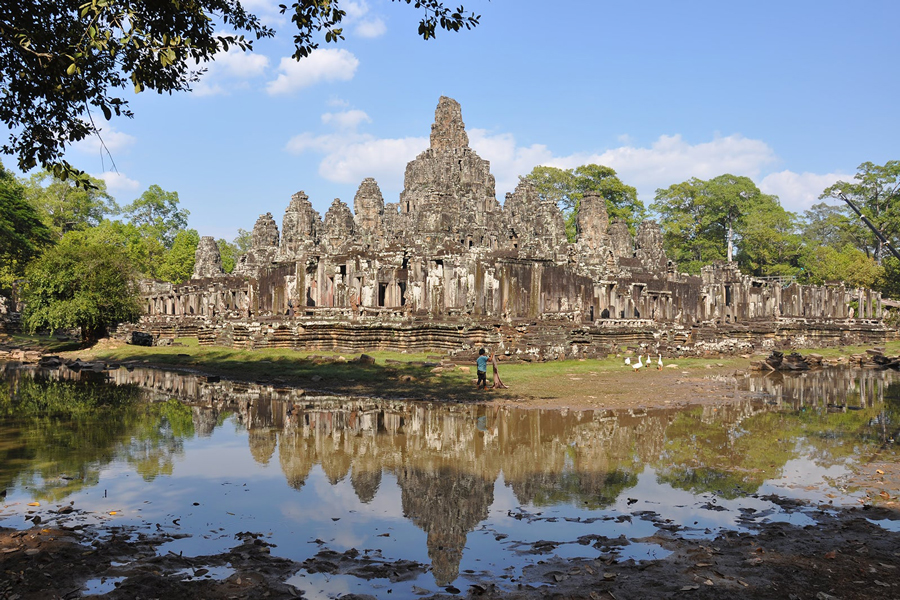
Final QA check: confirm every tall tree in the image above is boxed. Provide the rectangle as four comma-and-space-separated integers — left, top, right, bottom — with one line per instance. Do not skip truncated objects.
652, 175, 782, 274
801, 202, 865, 251
735, 198, 802, 277
0, 164, 53, 291
526, 164, 644, 241
23, 170, 118, 236
821, 161, 900, 264
0, 1, 482, 184
20, 230, 142, 343
158, 229, 200, 284
123, 185, 189, 248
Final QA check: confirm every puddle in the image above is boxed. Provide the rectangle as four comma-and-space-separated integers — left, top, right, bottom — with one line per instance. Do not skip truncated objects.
2, 364, 899, 594
82, 576, 126, 595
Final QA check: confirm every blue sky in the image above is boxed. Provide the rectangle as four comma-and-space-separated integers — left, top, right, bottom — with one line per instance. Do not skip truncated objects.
59, 0, 899, 241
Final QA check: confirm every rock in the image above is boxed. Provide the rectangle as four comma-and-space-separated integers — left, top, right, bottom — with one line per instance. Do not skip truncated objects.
130, 331, 154, 347
39, 355, 62, 368
357, 354, 376, 364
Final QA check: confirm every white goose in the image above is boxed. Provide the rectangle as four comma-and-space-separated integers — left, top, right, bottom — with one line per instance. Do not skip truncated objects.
657, 353, 663, 370
631, 354, 644, 372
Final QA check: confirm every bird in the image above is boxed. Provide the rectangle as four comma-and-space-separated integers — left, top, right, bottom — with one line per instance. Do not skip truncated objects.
624, 356, 631, 366
657, 353, 663, 370
632, 355, 644, 372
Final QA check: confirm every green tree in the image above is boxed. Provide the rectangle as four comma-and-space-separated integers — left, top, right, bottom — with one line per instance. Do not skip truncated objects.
21, 230, 142, 342
526, 164, 645, 242
735, 198, 802, 277
652, 175, 781, 274
217, 238, 237, 274
821, 161, 900, 263
158, 229, 200, 283
801, 202, 866, 251
123, 185, 189, 248
0, 164, 53, 291
800, 245, 881, 289
0, 1, 481, 184
23, 170, 118, 236
233, 228, 252, 253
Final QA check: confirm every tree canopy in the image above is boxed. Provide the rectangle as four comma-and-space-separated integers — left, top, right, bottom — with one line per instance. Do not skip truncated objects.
821, 161, 900, 264
20, 229, 142, 342
526, 164, 645, 241
0, 0, 482, 184
0, 164, 53, 291
23, 170, 118, 236
651, 175, 787, 274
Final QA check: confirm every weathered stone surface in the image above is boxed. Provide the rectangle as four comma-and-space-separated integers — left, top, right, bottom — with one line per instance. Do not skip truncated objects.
279, 191, 320, 260
193, 236, 224, 279
502, 180, 567, 258
233, 213, 279, 277
634, 220, 667, 273
353, 178, 385, 249
607, 219, 633, 261
430, 96, 469, 151
322, 198, 355, 254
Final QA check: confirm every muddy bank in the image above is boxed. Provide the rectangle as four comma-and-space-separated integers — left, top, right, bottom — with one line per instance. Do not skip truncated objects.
3, 500, 899, 600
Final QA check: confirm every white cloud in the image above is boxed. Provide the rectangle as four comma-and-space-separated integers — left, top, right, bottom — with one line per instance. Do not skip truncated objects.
285, 110, 842, 215
760, 170, 851, 214
74, 125, 137, 155
194, 46, 270, 97
96, 171, 140, 195
266, 49, 359, 95
468, 129, 554, 196
343, 0, 370, 19
355, 17, 386, 38
468, 131, 782, 202
321, 109, 371, 130
285, 130, 426, 189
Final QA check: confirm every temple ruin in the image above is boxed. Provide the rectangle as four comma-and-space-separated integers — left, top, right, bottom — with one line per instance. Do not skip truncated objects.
134, 97, 886, 357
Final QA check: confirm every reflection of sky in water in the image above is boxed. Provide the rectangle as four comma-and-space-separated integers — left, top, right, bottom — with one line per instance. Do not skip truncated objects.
1, 365, 898, 595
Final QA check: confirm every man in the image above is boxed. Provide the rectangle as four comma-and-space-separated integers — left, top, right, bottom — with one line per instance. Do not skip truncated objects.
476, 348, 489, 389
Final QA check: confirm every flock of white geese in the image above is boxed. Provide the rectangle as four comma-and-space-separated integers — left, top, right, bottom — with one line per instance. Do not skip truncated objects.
624, 353, 663, 371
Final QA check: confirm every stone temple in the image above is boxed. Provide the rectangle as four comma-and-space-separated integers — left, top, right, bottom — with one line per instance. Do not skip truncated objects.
135, 97, 885, 356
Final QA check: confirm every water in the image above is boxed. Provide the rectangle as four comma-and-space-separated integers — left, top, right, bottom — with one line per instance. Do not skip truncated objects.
1, 363, 898, 596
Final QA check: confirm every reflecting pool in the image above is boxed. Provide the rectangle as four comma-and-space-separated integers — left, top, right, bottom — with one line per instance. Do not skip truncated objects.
1, 363, 898, 596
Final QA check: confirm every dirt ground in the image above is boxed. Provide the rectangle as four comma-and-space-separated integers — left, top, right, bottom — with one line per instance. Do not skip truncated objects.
2, 348, 900, 598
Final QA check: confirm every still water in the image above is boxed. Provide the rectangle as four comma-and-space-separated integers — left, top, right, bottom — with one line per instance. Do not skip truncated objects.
1, 363, 898, 596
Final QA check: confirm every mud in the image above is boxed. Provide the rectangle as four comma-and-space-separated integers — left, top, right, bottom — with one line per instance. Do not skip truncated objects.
2, 499, 898, 599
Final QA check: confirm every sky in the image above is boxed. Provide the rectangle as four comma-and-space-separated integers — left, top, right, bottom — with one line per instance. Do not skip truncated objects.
51, 0, 900, 241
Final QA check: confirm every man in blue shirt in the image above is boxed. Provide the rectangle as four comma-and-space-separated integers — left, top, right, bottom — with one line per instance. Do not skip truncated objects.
476, 348, 489, 389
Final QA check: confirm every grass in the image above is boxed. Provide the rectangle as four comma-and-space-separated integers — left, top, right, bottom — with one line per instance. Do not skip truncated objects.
5, 333, 900, 403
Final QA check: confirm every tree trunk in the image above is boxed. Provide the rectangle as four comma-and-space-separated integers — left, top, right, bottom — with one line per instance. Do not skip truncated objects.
491, 353, 508, 389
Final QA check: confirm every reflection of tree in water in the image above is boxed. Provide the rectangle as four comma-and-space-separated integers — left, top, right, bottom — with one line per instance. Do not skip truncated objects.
396, 467, 493, 586
0, 371, 193, 500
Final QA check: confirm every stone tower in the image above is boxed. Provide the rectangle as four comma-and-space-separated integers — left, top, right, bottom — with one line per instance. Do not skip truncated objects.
398, 96, 500, 249
192, 236, 224, 279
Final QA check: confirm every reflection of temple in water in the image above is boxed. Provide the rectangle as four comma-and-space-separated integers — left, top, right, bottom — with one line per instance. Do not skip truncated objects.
12, 363, 900, 584
742, 368, 898, 409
